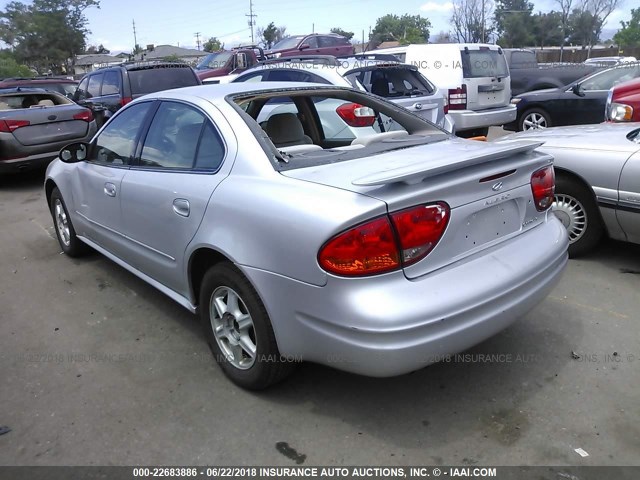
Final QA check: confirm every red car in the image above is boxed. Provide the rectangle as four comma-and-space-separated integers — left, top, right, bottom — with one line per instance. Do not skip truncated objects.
266, 33, 354, 58
606, 77, 640, 122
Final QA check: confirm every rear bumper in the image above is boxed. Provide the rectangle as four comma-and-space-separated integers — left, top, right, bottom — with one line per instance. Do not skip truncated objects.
0, 152, 57, 174
242, 215, 568, 377
449, 104, 517, 131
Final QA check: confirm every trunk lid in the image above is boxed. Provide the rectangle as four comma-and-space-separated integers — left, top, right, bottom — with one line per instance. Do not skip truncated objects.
1, 104, 90, 146
282, 137, 552, 279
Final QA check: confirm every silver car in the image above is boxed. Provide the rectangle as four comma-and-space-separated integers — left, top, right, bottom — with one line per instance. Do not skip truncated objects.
45, 83, 567, 389
495, 123, 640, 256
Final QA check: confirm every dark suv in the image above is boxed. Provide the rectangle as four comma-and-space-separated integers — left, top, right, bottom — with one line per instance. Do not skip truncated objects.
74, 62, 201, 126
266, 33, 354, 58
0, 77, 78, 98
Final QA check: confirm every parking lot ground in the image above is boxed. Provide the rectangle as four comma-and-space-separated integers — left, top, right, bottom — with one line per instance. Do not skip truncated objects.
1, 169, 639, 466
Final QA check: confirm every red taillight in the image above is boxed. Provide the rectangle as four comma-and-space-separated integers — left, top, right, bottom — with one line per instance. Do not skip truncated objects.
390, 203, 450, 266
318, 216, 400, 276
336, 102, 376, 127
448, 85, 467, 110
318, 203, 450, 276
0, 119, 30, 133
120, 97, 133, 107
73, 110, 94, 122
531, 166, 555, 211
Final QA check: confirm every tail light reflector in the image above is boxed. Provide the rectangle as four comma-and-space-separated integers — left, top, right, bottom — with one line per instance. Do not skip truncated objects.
531, 166, 555, 211
0, 119, 30, 132
120, 97, 133, 107
448, 85, 467, 110
318, 203, 450, 276
336, 102, 376, 127
73, 110, 94, 122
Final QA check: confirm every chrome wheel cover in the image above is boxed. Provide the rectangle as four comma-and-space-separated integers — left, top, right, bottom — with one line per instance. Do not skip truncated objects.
209, 286, 257, 370
553, 194, 587, 244
522, 112, 548, 130
54, 199, 71, 247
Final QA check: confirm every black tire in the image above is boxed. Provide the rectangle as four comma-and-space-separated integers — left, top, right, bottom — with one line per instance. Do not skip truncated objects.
200, 262, 295, 389
49, 187, 89, 257
553, 176, 604, 257
519, 108, 551, 131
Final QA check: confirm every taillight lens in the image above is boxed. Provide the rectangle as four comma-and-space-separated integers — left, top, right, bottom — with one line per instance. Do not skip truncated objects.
318, 203, 450, 276
120, 97, 133, 107
448, 85, 467, 110
608, 102, 633, 122
0, 119, 30, 132
390, 203, 450, 266
531, 166, 555, 211
319, 216, 399, 276
73, 110, 94, 122
336, 102, 376, 127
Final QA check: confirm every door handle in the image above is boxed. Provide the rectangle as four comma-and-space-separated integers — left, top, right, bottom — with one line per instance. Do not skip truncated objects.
173, 198, 190, 217
104, 182, 116, 197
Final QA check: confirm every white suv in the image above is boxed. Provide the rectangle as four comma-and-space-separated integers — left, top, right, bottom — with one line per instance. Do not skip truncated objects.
367, 43, 516, 137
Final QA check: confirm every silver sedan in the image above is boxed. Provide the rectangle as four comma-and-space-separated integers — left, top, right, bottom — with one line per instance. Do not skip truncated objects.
45, 83, 567, 389
497, 123, 640, 256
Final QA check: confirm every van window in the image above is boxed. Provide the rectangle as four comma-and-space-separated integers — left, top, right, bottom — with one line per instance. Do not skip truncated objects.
462, 49, 508, 78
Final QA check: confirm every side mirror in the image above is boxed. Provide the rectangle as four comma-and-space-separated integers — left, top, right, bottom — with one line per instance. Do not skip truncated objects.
571, 83, 585, 97
59, 142, 89, 163
236, 53, 247, 69
299, 44, 310, 51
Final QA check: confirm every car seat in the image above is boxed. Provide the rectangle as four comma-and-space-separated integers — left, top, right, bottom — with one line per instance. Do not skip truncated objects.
264, 113, 313, 148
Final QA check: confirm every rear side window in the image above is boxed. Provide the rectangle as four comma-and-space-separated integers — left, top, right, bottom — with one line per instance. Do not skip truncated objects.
318, 36, 338, 47
101, 71, 121, 95
128, 67, 199, 95
140, 101, 224, 171
462, 49, 509, 78
87, 73, 104, 97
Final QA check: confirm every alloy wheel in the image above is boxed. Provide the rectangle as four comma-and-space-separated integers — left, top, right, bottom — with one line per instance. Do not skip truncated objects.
54, 199, 71, 247
522, 112, 548, 130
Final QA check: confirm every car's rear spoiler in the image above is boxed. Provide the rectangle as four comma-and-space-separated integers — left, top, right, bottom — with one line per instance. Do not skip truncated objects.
352, 140, 545, 186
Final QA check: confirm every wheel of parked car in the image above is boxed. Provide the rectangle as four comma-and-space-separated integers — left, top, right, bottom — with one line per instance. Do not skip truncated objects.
519, 108, 551, 131
200, 262, 295, 389
49, 187, 89, 257
552, 176, 604, 257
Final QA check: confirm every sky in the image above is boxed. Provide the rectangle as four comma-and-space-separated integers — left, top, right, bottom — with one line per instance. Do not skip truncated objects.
6, 0, 631, 53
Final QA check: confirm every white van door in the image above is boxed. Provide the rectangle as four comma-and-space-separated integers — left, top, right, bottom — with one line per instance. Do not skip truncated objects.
461, 46, 511, 111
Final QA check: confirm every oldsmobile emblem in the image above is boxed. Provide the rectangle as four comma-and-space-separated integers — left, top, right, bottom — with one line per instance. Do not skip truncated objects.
491, 182, 503, 191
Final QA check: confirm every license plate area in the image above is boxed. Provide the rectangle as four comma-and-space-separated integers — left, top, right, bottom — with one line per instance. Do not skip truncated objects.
462, 199, 520, 248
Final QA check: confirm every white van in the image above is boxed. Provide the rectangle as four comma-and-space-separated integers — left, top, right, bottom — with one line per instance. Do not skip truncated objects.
367, 43, 516, 136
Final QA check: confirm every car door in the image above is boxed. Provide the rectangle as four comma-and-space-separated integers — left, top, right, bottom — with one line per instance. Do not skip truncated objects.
300, 35, 321, 55
617, 150, 640, 244
70, 101, 154, 254
118, 100, 228, 293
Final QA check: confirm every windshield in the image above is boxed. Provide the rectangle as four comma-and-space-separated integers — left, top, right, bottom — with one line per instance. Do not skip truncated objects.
196, 52, 232, 70
271, 36, 304, 50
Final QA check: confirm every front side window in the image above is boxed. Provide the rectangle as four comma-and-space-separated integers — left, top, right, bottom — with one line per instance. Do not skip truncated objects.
580, 65, 640, 91
139, 101, 224, 171
91, 102, 152, 166
304, 36, 319, 48
75, 77, 89, 100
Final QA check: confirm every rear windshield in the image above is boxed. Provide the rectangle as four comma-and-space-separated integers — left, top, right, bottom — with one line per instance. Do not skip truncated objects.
462, 49, 509, 78
349, 67, 435, 97
0, 92, 71, 110
128, 67, 199, 95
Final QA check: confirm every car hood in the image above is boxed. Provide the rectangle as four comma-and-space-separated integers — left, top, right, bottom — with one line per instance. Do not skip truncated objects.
494, 123, 640, 154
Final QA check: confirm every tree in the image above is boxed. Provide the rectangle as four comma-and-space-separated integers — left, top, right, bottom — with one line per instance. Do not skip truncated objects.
370, 14, 431, 46
614, 8, 640, 46
493, 0, 534, 47
0, 49, 33, 77
203, 37, 222, 52
85, 43, 109, 54
0, 0, 100, 74
532, 11, 563, 48
451, 0, 493, 43
432, 31, 454, 43
330, 27, 354, 40
257, 22, 287, 49
567, 8, 602, 48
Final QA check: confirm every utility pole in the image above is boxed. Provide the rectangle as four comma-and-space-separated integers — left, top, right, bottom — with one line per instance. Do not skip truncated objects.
481, 0, 485, 43
132, 19, 138, 53
312, 23, 314, 34
246, 0, 257, 44
194, 32, 201, 50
